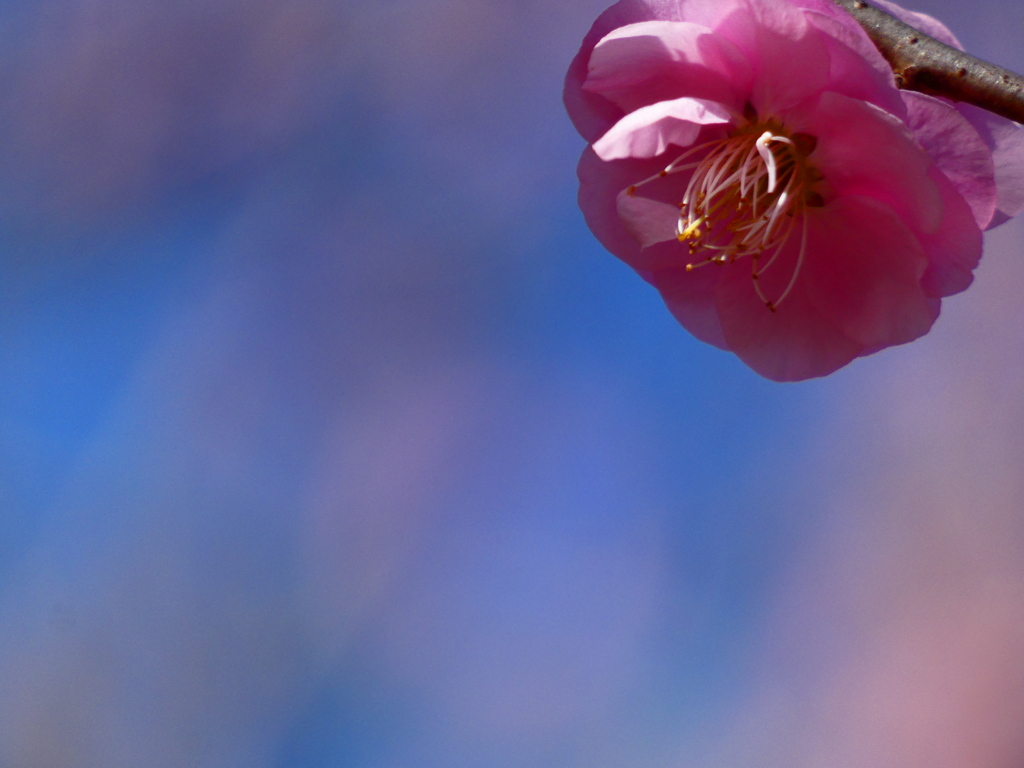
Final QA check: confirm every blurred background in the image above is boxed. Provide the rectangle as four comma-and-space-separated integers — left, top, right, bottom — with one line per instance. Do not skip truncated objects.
2, 0, 1024, 766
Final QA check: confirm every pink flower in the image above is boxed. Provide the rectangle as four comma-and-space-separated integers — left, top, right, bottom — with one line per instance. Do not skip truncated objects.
565, 0, 1024, 381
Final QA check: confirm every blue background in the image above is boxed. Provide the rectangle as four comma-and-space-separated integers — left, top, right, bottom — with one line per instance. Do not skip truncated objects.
2, 1, 1024, 766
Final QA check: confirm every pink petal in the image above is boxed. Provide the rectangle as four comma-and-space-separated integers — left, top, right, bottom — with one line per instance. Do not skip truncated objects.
577, 146, 701, 273
577, 147, 652, 269
719, 0, 831, 112
955, 103, 1024, 227
793, 0, 891, 76
901, 92, 997, 230
592, 97, 732, 160
796, 2, 906, 118
584, 21, 753, 115
801, 196, 936, 349
798, 91, 942, 235
712, 196, 938, 381
870, 0, 963, 49
713, 243, 865, 381
564, 0, 745, 143
616, 190, 682, 247
651, 265, 729, 349
918, 167, 984, 298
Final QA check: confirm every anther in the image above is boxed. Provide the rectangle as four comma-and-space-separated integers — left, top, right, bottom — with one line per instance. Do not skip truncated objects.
678, 218, 703, 240
630, 121, 822, 312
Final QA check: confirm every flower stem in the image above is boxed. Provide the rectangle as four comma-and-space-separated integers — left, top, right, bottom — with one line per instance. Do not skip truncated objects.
829, 0, 1024, 123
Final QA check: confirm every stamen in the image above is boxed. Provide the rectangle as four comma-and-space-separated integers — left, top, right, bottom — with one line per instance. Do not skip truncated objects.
630, 121, 822, 312
629, 139, 722, 191
771, 212, 809, 309
678, 217, 704, 241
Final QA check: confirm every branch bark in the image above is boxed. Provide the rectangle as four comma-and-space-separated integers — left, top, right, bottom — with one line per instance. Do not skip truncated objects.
829, 0, 1024, 123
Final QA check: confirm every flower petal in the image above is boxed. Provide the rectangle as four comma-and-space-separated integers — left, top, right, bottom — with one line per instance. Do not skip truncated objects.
584, 21, 753, 115
577, 147, 651, 268
918, 167, 984, 298
798, 91, 942, 234
713, 242, 865, 381
717, 0, 831, 112
796, 1, 906, 118
578, 147, 692, 272
651, 265, 729, 349
871, 0, 963, 49
902, 92, 997, 230
793, 0, 891, 76
955, 103, 1024, 228
592, 97, 733, 160
616, 190, 682, 247
712, 195, 938, 381
564, 0, 745, 142
802, 196, 936, 349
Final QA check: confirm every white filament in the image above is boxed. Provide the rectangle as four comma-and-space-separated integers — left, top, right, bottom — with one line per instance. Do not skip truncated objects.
625, 123, 817, 311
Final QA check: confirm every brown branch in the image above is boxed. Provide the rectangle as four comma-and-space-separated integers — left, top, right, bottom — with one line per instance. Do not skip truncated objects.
829, 0, 1024, 123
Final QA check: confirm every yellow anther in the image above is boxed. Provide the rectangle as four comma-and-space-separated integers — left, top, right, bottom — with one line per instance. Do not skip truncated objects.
625, 119, 822, 313
677, 217, 704, 241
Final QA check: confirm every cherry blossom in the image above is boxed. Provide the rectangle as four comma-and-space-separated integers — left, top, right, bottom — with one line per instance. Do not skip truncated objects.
566, 0, 1024, 380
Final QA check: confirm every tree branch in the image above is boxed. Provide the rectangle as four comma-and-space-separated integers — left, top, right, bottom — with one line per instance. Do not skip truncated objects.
829, 0, 1024, 123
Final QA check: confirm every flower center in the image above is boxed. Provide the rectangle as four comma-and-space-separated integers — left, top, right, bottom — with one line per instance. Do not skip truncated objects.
630, 121, 822, 311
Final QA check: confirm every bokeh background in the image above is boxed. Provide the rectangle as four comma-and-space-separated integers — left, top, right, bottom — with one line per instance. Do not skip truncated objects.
2, 0, 1024, 766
